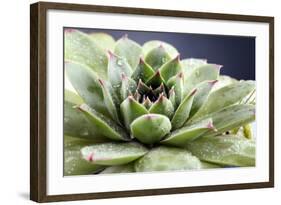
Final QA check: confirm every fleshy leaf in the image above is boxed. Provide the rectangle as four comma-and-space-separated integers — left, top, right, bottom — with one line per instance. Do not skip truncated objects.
189, 80, 217, 118
130, 114, 171, 144
192, 80, 255, 119
183, 64, 221, 96
171, 89, 197, 130
187, 135, 255, 167
142, 97, 152, 110
200, 161, 222, 169
65, 61, 110, 117
120, 74, 137, 101
149, 94, 174, 119
168, 87, 176, 108
64, 91, 108, 141
212, 75, 237, 92
159, 55, 182, 82
81, 142, 148, 166
88, 32, 115, 51
135, 146, 201, 172
100, 163, 135, 174
145, 70, 165, 88
243, 124, 253, 139
64, 136, 104, 176
131, 58, 155, 83
120, 96, 149, 130
167, 72, 184, 108
145, 45, 171, 71
181, 58, 207, 77
114, 35, 142, 70
143, 40, 179, 58
107, 51, 132, 99
202, 104, 255, 137
78, 104, 129, 141
98, 79, 120, 123
161, 118, 214, 147
64, 29, 108, 79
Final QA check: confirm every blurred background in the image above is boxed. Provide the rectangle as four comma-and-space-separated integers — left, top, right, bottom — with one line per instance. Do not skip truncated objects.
78, 28, 255, 80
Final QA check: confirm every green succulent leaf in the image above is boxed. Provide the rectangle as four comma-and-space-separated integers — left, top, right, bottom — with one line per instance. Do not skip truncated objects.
149, 94, 174, 119
143, 40, 179, 58
171, 89, 197, 130
130, 114, 171, 144
81, 142, 148, 166
107, 51, 132, 99
181, 58, 207, 77
189, 80, 218, 118
64, 92, 109, 141
146, 70, 166, 88
159, 55, 182, 83
78, 104, 129, 141
168, 87, 177, 108
88, 32, 115, 51
64, 29, 108, 79
114, 36, 142, 70
135, 146, 201, 172
145, 45, 172, 71
142, 97, 153, 110
200, 161, 222, 169
120, 74, 137, 101
243, 124, 253, 139
161, 118, 214, 147
167, 72, 184, 108
187, 135, 255, 167
100, 163, 135, 174
120, 96, 149, 130
192, 80, 255, 120
98, 79, 121, 123
183, 64, 221, 96
131, 58, 155, 83
202, 104, 255, 137
212, 75, 238, 92
65, 61, 110, 117
64, 136, 104, 176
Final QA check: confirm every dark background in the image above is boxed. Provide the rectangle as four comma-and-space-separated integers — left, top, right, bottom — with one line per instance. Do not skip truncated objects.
79, 28, 255, 80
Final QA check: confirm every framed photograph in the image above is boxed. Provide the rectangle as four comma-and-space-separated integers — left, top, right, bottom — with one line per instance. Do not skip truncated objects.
30, 1, 274, 202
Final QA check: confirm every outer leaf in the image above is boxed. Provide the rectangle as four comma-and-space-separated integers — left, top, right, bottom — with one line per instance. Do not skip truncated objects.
120, 96, 149, 130
131, 58, 155, 83
81, 142, 148, 166
88, 32, 115, 51
98, 79, 120, 123
100, 163, 135, 174
65, 62, 110, 117
192, 80, 255, 119
183, 64, 221, 96
159, 55, 182, 82
149, 94, 174, 119
187, 135, 255, 167
161, 118, 214, 147
181, 58, 207, 77
200, 161, 222, 169
145, 45, 171, 71
171, 89, 197, 130
212, 75, 237, 92
120, 74, 137, 101
107, 51, 132, 99
78, 104, 129, 141
64, 136, 104, 176
130, 114, 171, 144
189, 80, 217, 118
135, 146, 201, 172
64, 29, 108, 79
202, 104, 255, 137
142, 40, 179, 58
114, 36, 142, 70
64, 91, 108, 141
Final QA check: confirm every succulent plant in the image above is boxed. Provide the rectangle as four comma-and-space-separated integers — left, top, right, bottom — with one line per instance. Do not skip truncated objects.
64, 29, 256, 175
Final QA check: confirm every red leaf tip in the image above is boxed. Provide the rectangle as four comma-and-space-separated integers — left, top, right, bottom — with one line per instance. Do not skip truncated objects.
86, 153, 94, 162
